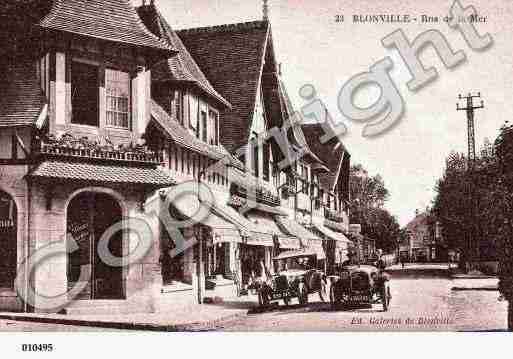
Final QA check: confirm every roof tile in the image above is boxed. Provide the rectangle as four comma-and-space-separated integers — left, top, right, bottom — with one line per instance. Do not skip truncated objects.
177, 21, 270, 153
39, 0, 173, 52
29, 160, 175, 186
136, 4, 230, 108
150, 99, 243, 169
0, 60, 46, 127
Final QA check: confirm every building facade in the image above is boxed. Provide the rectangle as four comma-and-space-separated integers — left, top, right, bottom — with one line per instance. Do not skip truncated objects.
0, 0, 353, 314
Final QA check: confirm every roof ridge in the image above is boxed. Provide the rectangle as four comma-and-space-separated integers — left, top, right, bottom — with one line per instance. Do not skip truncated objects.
177, 20, 268, 34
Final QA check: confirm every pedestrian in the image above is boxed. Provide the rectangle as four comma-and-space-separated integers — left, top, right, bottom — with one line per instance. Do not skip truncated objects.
400, 256, 405, 269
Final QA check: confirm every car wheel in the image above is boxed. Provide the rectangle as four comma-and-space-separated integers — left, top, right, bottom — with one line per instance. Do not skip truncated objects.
258, 290, 269, 307
298, 282, 308, 305
319, 281, 327, 303
381, 286, 390, 312
329, 285, 337, 310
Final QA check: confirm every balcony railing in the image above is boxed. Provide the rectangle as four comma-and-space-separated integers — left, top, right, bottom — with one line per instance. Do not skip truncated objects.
36, 133, 161, 165
324, 208, 346, 223
231, 183, 281, 207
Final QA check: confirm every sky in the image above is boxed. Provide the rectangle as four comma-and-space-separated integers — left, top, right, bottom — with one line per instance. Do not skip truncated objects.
144, 0, 513, 226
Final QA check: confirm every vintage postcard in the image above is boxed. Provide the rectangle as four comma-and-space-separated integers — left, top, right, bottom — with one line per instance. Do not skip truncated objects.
0, 0, 512, 348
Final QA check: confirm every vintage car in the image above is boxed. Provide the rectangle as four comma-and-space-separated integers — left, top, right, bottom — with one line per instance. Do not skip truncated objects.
255, 250, 327, 307
329, 264, 391, 311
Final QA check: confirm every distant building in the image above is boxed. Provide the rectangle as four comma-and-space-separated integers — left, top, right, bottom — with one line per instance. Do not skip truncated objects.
404, 210, 446, 262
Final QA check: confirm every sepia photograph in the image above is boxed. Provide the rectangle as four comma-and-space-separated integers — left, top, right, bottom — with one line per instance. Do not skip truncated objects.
0, 0, 512, 355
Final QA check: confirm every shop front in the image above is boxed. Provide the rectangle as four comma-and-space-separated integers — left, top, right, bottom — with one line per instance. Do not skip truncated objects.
310, 219, 352, 273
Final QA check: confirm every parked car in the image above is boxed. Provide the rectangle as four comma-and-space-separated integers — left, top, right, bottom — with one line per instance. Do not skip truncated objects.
329, 264, 391, 311
255, 250, 327, 307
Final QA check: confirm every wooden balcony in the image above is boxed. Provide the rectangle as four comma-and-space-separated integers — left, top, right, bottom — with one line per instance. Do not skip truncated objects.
231, 183, 281, 207
36, 134, 161, 165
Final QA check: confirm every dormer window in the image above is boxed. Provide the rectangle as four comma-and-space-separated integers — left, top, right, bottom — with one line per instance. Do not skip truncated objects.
106, 69, 131, 129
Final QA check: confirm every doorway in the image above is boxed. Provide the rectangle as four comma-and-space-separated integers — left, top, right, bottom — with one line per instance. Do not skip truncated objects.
67, 192, 124, 300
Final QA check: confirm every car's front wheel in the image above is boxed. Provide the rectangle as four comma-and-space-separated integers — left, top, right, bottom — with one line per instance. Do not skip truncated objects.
381, 285, 391, 312
283, 296, 290, 306
329, 285, 337, 309
298, 282, 308, 305
258, 290, 269, 307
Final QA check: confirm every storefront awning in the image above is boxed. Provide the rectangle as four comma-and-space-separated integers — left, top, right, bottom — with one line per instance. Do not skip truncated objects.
312, 219, 352, 243
245, 211, 295, 247
302, 238, 326, 260
275, 217, 322, 243
277, 237, 301, 250
212, 204, 277, 247
169, 190, 242, 244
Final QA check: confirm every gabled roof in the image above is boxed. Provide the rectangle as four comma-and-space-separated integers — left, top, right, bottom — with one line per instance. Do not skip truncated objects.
0, 60, 47, 127
150, 99, 243, 170
177, 21, 270, 153
38, 0, 173, 53
302, 123, 348, 191
136, 4, 230, 109
277, 79, 325, 166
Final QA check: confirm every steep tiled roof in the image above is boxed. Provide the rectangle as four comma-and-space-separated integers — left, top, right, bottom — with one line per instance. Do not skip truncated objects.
177, 21, 270, 153
275, 78, 325, 166
39, 0, 173, 53
0, 60, 47, 127
29, 160, 175, 186
136, 4, 230, 109
302, 123, 348, 191
150, 99, 243, 170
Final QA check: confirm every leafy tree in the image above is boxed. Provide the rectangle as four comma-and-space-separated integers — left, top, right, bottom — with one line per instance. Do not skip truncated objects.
349, 164, 399, 253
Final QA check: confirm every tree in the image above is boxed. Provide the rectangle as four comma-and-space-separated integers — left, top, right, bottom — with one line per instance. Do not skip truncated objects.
493, 123, 513, 330
349, 164, 399, 253
433, 123, 513, 330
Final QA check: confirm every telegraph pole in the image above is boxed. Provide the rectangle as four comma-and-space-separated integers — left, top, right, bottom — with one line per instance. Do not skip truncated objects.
457, 93, 485, 166
456, 93, 485, 271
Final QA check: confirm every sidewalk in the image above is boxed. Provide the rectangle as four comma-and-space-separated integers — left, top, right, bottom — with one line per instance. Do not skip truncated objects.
0, 296, 256, 331
451, 277, 498, 292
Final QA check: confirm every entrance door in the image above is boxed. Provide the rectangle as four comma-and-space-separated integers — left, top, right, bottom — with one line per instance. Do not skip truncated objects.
0, 191, 17, 288
67, 192, 123, 300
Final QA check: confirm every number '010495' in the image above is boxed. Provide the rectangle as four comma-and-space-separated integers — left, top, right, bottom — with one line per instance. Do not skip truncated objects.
22, 344, 54, 352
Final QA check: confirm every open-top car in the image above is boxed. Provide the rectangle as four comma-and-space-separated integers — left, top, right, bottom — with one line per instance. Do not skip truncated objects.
329, 264, 391, 311
255, 249, 327, 307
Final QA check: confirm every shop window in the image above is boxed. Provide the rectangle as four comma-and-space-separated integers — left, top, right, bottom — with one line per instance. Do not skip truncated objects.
71, 61, 99, 126
106, 69, 130, 129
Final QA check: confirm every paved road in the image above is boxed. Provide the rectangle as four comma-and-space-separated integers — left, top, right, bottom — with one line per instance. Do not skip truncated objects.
0, 267, 507, 332
219, 273, 508, 332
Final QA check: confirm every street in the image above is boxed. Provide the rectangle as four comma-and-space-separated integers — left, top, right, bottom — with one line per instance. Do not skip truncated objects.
219, 270, 507, 332
0, 267, 507, 332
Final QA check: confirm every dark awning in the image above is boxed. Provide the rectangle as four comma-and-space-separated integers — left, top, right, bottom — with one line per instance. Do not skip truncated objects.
28, 160, 175, 188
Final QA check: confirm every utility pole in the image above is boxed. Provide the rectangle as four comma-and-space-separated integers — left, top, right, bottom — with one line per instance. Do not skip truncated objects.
456, 93, 485, 271
457, 93, 485, 166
